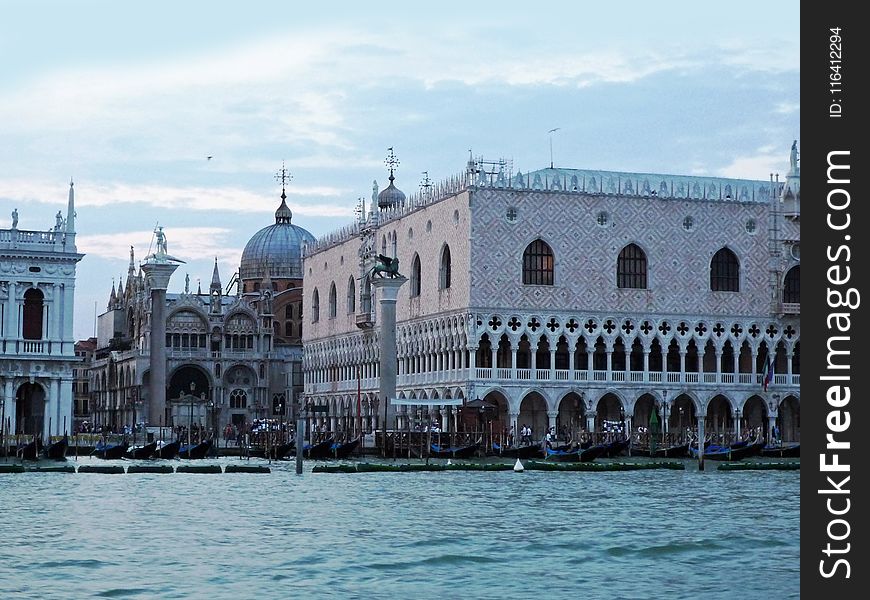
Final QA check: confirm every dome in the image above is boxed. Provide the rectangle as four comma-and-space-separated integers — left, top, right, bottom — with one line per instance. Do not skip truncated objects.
239, 196, 316, 281
377, 175, 406, 209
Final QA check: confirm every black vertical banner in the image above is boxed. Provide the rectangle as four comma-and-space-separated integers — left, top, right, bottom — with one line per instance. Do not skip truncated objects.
802, 4, 867, 597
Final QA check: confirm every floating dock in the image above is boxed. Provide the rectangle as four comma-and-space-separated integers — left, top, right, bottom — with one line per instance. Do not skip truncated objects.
313, 461, 686, 473
718, 462, 800, 471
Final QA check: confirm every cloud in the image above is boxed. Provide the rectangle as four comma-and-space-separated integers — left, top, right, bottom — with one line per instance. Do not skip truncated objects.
717, 149, 785, 180
775, 101, 800, 114
0, 180, 353, 217
78, 227, 243, 268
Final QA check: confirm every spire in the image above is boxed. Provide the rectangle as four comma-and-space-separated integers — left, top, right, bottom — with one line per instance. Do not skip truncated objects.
66, 178, 76, 234
197, 279, 202, 295
210, 257, 222, 292
274, 162, 293, 224
109, 280, 117, 309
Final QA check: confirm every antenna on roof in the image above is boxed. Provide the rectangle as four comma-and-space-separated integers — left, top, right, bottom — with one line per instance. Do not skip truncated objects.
548, 128, 561, 169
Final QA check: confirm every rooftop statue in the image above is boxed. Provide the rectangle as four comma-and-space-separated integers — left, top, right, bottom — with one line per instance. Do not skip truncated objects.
11, 208, 18, 229
144, 225, 185, 264
371, 253, 402, 279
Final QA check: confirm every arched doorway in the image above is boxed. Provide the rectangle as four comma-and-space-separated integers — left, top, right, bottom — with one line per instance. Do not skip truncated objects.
518, 392, 548, 441
742, 395, 767, 440
596, 393, 624, 433
778, 396, 800, 442
16, 383, 46, 435
706, 395, 734, 442
633, 394, 660, 434
668, 394, 696, 440
556, 392, 585, 439
168, 365, 211, 402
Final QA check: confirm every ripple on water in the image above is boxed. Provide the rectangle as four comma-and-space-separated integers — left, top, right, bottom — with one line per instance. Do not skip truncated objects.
0, 459, 799, 598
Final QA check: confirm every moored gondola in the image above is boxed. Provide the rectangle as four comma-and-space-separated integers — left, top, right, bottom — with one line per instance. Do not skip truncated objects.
43, 435, 69, 460
761, 443, 800, 458
545, 443, 607, 462
689, 440, 764, 461
492, 442, 545, 459
155, 440, 181, 459
430, 438, 481, 459
331, 437, 361, 459
303, 437, 335, 460
124, 441, 158, 460
650, 443, 690, 458
92, 441, 129, 460
602, 439, 630, 458
18, 438, 43, 460
179, 439, 213, 459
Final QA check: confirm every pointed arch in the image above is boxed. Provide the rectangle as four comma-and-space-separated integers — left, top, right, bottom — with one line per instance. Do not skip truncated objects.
346, 276, 356, 314
410, 254, 422, 297
522, 239, 554, 285
616, 243, 647, 289
328, 281, 337, 319
710, 247, 740, 292
311, 288, 320, 322
439, 244, 452, 290
783, 265, 800, 304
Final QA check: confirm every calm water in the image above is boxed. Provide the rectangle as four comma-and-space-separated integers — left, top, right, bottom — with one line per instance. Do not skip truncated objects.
0, 457, 798, 600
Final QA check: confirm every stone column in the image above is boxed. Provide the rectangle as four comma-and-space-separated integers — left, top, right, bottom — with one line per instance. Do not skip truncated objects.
371, 276, 407, 429
586, 412, 596, 433
547, 410, 558, 433
140, 259, 181, 426
509, 411, 519, 443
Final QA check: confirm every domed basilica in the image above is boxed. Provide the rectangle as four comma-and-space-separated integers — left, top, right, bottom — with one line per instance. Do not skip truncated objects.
87, 188, 314, 433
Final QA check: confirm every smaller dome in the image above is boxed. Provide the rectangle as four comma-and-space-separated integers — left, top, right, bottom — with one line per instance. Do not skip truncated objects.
378, 175, 405, 209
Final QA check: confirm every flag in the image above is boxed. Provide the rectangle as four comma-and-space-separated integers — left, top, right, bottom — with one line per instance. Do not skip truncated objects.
761, 356, 774, 391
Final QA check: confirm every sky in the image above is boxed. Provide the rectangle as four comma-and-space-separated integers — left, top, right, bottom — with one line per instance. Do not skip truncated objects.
0, 1, 800, 340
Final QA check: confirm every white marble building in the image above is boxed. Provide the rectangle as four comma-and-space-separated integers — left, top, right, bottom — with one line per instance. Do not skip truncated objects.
0, 183, 83, 437
302, 145, 801, 441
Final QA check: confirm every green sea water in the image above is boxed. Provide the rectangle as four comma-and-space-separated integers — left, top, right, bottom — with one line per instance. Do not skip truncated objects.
0, 458, 799, 599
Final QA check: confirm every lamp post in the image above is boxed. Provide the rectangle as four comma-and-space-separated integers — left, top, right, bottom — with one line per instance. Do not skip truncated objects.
1, 393, 6, 462
188, 381, 195, 446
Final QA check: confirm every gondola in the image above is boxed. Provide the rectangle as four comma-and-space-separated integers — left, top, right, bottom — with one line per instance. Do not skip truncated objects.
155, 440, 181, 459
492, 442, 545, 459
545, 443, 607, 462
92, 441, 129, 460
255, 441, 295, 460
179, 439, 213, 459
649, 443, 690, 458
430, 438, 482, 459
43, 435, 69, 460
18, 438, 43, 460
303, 437, 335, 460
331, 437, 361, 459
124, 441, 158, 460
761, 443, 800, 458
602, 439, 630, 458
689, 440, 764, 461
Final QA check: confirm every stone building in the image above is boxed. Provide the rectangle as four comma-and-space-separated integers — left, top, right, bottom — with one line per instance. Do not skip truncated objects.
301, 145, 801, 442
88, 191, 312, 433
0, 183, 84, 437
73, 337, 96, 430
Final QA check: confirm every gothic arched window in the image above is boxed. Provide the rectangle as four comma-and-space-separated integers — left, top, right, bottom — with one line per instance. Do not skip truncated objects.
616, 244, 647, 289
229, 389, 247, 409
328, 282, 337, 319
783, 266, 800, 304
522, 239, 554, 285
311, 289, 320, 322
411, 254, 421, 297
440, 245, 452, 290
347, 276, 356, 313
710, 248, 740, 292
